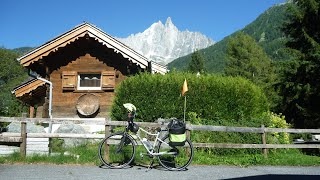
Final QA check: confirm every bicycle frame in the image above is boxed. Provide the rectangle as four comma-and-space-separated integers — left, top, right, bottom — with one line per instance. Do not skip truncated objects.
139, 127, 163, 155
127, 126, 176, 157
124, 112, 177, 157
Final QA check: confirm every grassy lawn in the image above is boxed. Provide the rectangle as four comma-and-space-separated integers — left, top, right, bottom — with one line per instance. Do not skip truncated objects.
1, 143, 320, 166
193, 149, 320, 166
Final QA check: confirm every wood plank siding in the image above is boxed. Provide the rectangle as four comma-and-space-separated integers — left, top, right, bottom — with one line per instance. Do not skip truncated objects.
50, 54, 125, 118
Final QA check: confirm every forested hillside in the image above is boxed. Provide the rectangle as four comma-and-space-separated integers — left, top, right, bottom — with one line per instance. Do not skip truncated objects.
13, 47, 33, 55
0, 48, 29, 117
168, 3, 290, 73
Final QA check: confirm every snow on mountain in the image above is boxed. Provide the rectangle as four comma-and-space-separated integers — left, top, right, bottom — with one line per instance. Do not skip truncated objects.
117, 17, 215, 65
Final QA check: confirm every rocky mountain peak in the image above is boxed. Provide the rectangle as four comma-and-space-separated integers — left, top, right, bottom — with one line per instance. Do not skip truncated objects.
118, 17, 214, 65
165, 17, 174, 27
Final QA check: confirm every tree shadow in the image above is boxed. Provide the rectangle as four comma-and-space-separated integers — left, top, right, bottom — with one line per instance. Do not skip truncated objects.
225, 174, 320, 180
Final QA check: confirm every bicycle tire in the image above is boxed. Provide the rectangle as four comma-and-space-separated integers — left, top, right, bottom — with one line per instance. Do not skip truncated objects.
98, 132, 136, 168
156, 135, 194, 171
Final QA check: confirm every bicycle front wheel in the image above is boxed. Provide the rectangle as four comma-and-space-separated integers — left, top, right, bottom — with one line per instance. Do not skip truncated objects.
156, 135, 194, 171
98, 132, 136, 168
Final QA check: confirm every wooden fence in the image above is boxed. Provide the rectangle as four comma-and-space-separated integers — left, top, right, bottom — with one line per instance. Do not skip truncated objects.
1, 117, 320, 157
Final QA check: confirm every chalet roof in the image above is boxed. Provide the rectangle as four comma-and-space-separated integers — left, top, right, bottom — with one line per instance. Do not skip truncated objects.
18, 22, 167, 74
11, 78, 46, 105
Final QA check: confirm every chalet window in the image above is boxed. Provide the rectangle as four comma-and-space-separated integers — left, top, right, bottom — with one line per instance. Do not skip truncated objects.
62, 71, 115, 91
77, 73, 101, 90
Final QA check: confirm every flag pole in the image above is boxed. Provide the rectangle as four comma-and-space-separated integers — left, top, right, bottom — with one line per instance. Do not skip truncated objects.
183, 95, 187, 122
182, 79, 188, 122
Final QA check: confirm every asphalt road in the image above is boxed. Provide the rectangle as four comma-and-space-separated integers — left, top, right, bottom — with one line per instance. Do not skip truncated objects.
0, 164, 320, 180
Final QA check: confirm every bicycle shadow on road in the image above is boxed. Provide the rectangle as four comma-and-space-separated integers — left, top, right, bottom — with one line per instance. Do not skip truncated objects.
98, 163, 189, 172
225, 174, 320, 180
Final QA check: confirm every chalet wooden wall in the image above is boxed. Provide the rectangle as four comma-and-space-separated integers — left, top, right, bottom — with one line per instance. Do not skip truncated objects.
50, 53, 126, 118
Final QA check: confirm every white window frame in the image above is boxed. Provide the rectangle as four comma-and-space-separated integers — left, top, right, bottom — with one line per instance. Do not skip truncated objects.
77, 73, 102, 90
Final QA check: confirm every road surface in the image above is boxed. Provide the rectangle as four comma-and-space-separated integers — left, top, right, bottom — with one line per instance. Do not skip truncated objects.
0, 164, 319, 180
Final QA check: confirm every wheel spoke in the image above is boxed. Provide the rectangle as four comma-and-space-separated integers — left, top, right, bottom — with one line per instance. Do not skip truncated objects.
156, 135, 193, 171
98, 132, 135, 168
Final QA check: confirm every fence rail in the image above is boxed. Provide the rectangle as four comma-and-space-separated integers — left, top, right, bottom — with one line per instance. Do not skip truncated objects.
1, 117, 320, 157
193, 143, 320, 149
0, 132, 104, 139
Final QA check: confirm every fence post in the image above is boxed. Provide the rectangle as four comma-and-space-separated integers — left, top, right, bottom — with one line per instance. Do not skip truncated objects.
186, 123, 191, 140
186, 122, 191, 156
29, 106, 35, 118
261, 124, 267, 158
20, 113, 27, 157
104, 118, 111, 161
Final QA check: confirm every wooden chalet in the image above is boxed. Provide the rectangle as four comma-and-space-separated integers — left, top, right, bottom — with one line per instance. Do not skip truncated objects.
12, 22, 167, 118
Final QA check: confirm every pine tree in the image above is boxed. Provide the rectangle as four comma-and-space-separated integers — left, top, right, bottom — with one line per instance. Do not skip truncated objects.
278, 0, 320, 128
225, 32, 274, 87
188, 50, 205, 73
225, 32, 278, 109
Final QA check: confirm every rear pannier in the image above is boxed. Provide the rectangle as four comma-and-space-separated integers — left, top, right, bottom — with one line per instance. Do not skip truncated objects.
167, 119, 186, 146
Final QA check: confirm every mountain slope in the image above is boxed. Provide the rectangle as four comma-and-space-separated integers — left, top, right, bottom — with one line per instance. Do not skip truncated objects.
118, 17, 214, 65
168, 3, 289, 73
13, 47, 33, 56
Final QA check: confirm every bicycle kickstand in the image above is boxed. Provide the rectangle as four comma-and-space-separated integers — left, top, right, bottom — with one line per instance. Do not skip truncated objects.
146, 158, 155, 172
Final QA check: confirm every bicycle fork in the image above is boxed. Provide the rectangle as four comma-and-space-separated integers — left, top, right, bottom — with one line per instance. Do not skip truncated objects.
116, 135, 129, 153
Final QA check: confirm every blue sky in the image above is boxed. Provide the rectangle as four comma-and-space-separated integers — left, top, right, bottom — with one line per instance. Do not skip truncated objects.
1, 0, 286, 49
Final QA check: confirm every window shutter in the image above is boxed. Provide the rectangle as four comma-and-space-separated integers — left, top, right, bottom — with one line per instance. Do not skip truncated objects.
101, 71, 115, 90
62, 71, 77, 90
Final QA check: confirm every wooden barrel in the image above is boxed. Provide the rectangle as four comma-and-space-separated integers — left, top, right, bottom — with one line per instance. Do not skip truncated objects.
76, 94, 100, 116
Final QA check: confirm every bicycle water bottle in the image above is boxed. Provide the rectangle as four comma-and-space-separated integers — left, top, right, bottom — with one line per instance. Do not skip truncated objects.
142, 138, 152, 150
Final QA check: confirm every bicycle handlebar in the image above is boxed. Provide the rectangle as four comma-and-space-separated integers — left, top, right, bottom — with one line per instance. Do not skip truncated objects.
127, 112, 135, 123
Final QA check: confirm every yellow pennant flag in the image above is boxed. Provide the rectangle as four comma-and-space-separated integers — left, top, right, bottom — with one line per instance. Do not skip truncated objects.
182, 79, 188, 96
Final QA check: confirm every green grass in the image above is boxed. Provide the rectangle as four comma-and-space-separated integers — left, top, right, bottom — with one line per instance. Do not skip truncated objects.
193, 149, 320, 166
1, 144, 320, 167
0, 142, 101, 165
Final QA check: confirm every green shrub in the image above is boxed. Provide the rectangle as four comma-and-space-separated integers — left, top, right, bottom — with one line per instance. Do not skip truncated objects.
111, 72, 269, 124
189, 111, 291, 154
189, 111, 266, 155
266, 112, 291, 144
111, 72, 274, 155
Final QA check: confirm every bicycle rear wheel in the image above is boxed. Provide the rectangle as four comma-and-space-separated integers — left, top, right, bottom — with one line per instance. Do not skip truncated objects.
156, 135, 193, 171
98, 132, 135, 168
